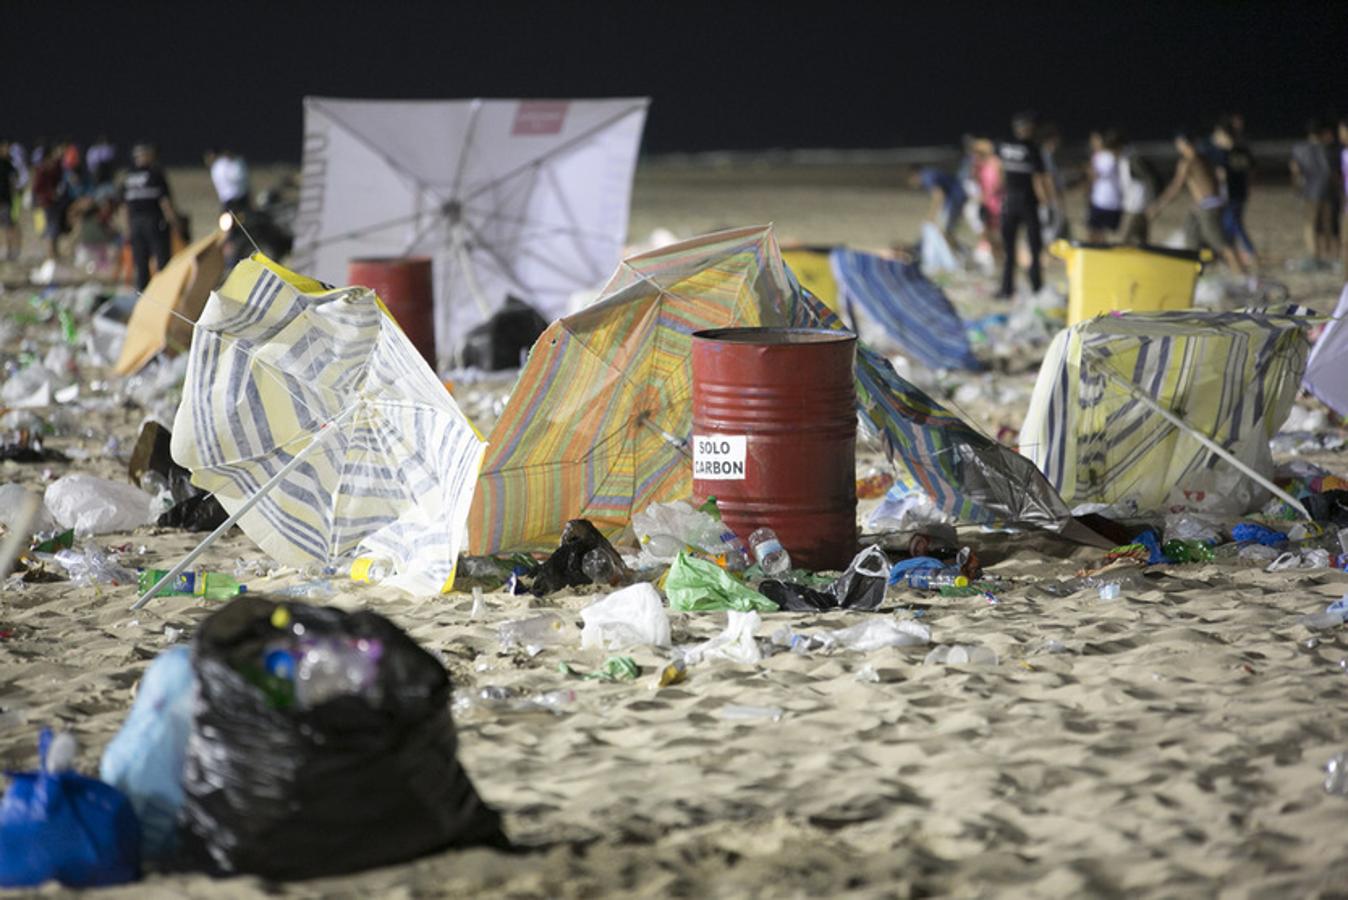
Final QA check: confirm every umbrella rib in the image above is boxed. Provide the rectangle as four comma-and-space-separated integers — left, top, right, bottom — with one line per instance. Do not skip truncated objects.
460, 101, 648, 205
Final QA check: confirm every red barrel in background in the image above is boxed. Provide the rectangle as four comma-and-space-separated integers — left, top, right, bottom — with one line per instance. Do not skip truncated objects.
347, 257, 437, 369
691, 327, 857, 571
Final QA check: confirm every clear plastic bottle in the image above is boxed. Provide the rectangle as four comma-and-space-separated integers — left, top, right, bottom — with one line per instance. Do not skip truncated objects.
748, 526, 790, 576
906, 569, 968, 590
295, 637, 384, 708
350, 556, 394, 584
581, 549, 620, 586
498, 612, 569, 655
698, 497, 750, 571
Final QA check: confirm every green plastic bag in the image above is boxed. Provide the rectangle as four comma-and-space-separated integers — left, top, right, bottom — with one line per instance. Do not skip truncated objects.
665, 552, 777, 613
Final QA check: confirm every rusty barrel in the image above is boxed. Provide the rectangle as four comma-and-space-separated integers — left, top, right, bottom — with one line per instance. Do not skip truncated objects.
347, 257, 437, 369
691, 327, 857, 571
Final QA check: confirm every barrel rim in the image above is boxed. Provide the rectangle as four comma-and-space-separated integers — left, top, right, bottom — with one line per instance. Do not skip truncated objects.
348, 256, 435, 267
692, 326, 857, 346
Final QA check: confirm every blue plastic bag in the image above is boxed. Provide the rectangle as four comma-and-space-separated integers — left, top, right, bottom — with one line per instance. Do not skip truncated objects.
0, 729, 141, 888
100, 646, 195, 860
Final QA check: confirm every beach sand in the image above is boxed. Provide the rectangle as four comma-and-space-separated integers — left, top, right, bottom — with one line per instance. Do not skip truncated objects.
1, 161, 1347, 898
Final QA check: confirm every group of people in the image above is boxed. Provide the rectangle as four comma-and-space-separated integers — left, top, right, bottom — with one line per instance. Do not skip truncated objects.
917, 112, 1348, 296
0, 138, 258, 291
0, 137, 184, 289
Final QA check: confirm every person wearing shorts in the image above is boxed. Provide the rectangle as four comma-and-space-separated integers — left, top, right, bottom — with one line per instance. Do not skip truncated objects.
1290, 120, 1335, 265
1086, 129, 1123, 240
1151, 131, 1247, 275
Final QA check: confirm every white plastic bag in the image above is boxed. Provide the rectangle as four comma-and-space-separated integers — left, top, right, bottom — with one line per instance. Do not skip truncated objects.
0, 483, 56, 534
44, 474, 155, 535
824, 618, 930, 651
580, 583, 671, 650
681, 611, 762, 665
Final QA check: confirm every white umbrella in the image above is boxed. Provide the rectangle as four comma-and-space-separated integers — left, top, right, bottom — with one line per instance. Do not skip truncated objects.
289, 97, 649, 367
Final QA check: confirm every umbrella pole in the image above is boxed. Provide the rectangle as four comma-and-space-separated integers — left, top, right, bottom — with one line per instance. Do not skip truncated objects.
1104, 371, 1312, 521
130, 407, 356, 611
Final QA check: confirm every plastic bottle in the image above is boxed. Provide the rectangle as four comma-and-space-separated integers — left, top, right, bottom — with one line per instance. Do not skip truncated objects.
581, 549, 620, 586
697, 497, 750, 571
137, 568, 247, 600
748, 526, 790, 576
907, 568, 968, 590
498, 612, 570, 656
350, 556, 394, 584
1326, 753, 1348, 795
295, 638, 384, 708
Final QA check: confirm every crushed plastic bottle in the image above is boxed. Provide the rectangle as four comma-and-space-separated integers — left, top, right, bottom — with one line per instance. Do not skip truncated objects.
1098, 582, 1121, 601
748, 526, 790, 576
908, 568, 968, 591
498, 612, 571, 656
581, 548, 621, 586
53, 546, 138, 588
274, 580, 337, 601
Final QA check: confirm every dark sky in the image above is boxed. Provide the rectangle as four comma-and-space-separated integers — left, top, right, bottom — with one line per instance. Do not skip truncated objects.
10, 0, 1347, 163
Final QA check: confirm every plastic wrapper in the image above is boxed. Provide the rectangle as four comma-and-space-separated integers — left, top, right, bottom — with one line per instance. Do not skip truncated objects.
825, 545, 889, 610
665, 552, 776, 613
680, 611, 763, 665
44, 475, 154, 535
100, 647, 195, 861
0, 730, 141, 888
580, 583, 671, 650
178, 595, 505, 879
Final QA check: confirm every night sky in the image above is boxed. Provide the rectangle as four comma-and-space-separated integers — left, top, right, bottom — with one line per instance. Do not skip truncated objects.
10, 0, 1347, 163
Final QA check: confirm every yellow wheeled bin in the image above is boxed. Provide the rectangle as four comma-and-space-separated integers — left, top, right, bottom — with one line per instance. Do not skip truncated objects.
1051, 240, 1212, 325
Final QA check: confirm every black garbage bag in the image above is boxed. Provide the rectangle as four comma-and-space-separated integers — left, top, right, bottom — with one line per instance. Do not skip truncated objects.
155, 493, 228, 531
827, 545, 890, 611
178, 595, 506, 880
759, 579, 835, 612
460, 296, 549, 371
1307, 490, 1348, 527
531, 519, 626, 596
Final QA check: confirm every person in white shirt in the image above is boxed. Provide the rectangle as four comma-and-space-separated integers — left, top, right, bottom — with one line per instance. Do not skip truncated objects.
1086, 129, 1123, 241
1117, 141, 1156, 244
205, 148, 250, 211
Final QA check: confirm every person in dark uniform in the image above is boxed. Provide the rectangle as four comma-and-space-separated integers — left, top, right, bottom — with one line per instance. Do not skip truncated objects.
994, 112, 1055, 298
121, 142, 181, 290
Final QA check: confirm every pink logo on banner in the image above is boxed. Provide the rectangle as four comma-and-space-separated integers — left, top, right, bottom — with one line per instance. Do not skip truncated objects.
512, 101, 569, 136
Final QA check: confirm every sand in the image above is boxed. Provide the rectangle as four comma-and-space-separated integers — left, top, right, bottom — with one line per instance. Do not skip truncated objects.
1, 160, 1347, 898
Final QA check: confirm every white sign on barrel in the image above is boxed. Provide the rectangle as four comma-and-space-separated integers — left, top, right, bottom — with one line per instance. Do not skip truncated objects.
693, 434, 747, 480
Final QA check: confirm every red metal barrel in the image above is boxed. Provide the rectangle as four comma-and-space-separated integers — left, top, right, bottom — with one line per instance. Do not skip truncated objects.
691, 327, 857, 571
347, 257, 437, 369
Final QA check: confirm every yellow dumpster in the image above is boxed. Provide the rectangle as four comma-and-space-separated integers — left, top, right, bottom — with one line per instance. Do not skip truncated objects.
1051, 240, 1211, 325
782, 247, 841, 313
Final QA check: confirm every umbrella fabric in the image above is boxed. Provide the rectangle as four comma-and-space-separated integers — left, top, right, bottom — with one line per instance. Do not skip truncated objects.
1304, 284, 1348, 418
828, 247, 982, 372
171, 255, 485, 594
114, 231, 225, 376
290, 97, 648, 366
470, 225, 1079, 554
1020, 308, 1309, 512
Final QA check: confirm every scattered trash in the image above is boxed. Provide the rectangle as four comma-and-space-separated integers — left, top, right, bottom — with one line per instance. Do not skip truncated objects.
680, 611, 764, 665
1325, 752, 1348, 795
580, 583, 671, 650
531, 519, 628, 596
718, 704, 783, 722
499, 612, 572, 657
45, 475, 155, 535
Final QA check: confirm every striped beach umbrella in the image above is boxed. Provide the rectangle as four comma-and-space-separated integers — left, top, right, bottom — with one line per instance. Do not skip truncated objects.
469, 225, 1084, 554
170, 255, 485, 595
1020, 308, 1309, 514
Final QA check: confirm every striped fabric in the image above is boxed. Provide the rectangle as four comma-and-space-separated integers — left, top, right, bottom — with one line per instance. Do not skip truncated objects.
171, 255, 486, 594
469, 225, 1076, 553
1021, 308, 1309, 511
828, 248, 983, 371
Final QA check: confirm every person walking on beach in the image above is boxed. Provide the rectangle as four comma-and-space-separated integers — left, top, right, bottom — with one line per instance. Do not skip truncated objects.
1149, 131, 1247, 276
0, 142, 20, 260
1117, 139, 1156, 244
1086, 129, 1123, 242
122, 142, 181, 290
1209, 117, 1257, 269
1290, 119, 1335, 267
912, 166, 966, 245
29, 146, 63, 262
994, 113, 1054, 298
205, 147, 250, 213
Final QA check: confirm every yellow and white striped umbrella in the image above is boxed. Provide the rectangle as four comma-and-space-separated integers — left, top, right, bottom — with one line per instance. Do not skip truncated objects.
170, 255, 485, 594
